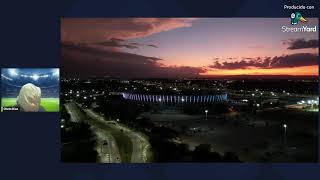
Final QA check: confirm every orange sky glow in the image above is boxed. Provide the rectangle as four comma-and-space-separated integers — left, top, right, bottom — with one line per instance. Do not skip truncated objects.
62, 18, 319, 78
201, 65, 318, 76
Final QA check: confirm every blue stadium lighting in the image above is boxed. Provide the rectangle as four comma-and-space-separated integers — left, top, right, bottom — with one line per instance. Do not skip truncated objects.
3, 68, 60, 81
41, 74, 49, 78
122, 93, 228, 104
32, 74, 39, 81
53, 69, 59, 77
8, 68, 18, 77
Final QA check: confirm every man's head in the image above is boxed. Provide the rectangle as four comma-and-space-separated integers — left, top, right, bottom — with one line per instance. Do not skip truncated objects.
16, 83, 42, 112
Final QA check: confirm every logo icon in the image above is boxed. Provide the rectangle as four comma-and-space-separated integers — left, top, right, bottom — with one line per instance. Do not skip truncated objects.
291, 12, 307, 25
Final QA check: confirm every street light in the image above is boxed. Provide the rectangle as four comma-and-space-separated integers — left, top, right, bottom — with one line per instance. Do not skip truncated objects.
283, 123, 287, 148
205, 110, 208, 120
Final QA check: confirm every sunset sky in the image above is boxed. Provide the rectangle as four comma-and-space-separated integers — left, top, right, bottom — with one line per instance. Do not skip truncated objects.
61, 18, 318, 78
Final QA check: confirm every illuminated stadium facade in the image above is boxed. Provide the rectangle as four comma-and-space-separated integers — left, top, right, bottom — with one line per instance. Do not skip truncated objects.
122, 92, 228, 104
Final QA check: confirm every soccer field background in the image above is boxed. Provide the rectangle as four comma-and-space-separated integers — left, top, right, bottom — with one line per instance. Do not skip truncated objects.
1, 98, 60, 112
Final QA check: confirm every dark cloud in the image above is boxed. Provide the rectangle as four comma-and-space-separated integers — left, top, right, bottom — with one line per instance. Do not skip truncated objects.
283, 39, 318, 50
129, 42, 159, 48
269, 53, 317, 68
130, 42, 140, 46
61, 42, 204, 78
96, 38, 159, 49
61, 18, 195, 43
62, 42, 161, 62
147, 44, 159, 48
96, 38, 139, 49
110, 38, 125, 42
208, 53, 317, 69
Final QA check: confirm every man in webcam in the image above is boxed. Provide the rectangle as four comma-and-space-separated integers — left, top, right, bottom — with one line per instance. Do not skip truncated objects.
16, 83, 46, 112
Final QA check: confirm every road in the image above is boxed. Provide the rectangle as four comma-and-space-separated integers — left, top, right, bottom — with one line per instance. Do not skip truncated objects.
112, 123, 150, 162
85, 109, 151, 163
65, 103, 81, 122
64, 103, 121, 163
91, 126, 121, 163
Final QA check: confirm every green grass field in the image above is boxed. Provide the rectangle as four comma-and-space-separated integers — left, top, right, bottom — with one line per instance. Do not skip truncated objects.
1, 98, 60, 112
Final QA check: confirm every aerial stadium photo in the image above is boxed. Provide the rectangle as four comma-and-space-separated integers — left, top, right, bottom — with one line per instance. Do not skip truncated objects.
1, 68, 60, 112
60, 18, 318, 163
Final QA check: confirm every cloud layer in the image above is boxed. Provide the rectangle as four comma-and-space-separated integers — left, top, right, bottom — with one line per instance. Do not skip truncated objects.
61, 18, 195, 43
95, 38, 159, 50
61, 18, 318, 78
283, 38, 318, 50
209, 53, 317, 70
61, 42, 204, 78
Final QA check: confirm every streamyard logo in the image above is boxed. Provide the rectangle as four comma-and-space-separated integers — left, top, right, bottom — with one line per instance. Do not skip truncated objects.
282, 12, 317, 33
290, 12, 307, 25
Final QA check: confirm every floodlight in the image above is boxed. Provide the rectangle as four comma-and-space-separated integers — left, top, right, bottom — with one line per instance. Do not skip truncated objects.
53, 69, 59, 77
8, 68, 18, 76
32, 74, 39, 81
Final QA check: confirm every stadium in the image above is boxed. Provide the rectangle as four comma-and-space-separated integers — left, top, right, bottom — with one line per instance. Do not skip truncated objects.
1, 68, 60, 112
122, 92, 228, 105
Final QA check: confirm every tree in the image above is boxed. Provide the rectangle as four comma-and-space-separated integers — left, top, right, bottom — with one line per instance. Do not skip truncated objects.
192, 144, 212, 162
61, 122, 98, 162
222, 152, 241, 162
191, 144, 229, 162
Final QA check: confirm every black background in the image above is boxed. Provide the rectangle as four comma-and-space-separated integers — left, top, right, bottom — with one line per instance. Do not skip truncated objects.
0, 0, 319, 179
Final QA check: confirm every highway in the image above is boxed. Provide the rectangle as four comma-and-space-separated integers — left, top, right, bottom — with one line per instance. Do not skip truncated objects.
112, 123, 150, 163
64, 102, 121, 163
65, 103, 81, 123
85, 109, 151, 163
92, 126, 121, 163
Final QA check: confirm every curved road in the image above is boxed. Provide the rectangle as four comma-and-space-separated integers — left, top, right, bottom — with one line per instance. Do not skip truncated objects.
65, 103, 121, 163
85, 109, 151, 163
